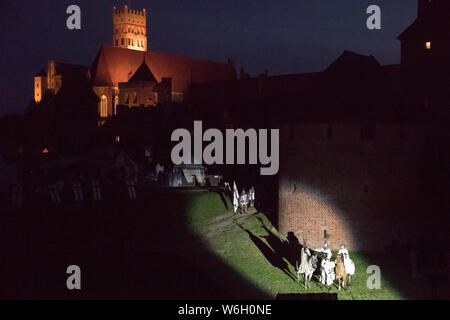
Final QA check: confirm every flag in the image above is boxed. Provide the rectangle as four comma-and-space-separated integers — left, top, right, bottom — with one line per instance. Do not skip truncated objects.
233, 181, 239, 213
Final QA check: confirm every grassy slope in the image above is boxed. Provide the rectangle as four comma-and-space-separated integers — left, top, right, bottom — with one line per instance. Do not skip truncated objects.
187, 191, 405, 300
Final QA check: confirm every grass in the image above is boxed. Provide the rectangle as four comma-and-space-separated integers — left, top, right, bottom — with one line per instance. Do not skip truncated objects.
186, 190, 412, 300
1, 188, 441, 299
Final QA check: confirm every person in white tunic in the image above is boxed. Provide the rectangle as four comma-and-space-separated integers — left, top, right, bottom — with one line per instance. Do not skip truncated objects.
298, 243, 312, 274
249, 187, 255, 207
338, 244, 355, 276
317, 242, 335, 286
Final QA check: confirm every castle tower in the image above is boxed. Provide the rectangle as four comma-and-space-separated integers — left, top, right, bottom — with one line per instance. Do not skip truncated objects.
113, 5, 148, 52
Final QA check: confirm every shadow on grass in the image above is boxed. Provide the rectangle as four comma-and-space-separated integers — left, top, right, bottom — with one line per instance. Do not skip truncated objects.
235, 221, 296, 282
0, 188, 268, 299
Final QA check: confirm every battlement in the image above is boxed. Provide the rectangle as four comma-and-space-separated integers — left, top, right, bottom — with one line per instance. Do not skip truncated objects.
113, 5, 148, 52
113, 5, 146, 17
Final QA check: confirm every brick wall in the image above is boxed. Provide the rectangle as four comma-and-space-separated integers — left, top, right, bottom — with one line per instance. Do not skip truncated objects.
278, 121, 426, 252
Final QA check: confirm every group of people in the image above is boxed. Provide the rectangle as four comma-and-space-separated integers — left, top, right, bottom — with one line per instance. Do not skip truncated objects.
299, 241, 355, 288
239, 187, 255, 213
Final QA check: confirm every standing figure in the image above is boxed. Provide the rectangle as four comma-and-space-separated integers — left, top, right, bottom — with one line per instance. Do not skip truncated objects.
317, 242, 335, 288
297, 243, 311, 274
338, 244, 355, 285
249, 187, 255, 207
240, 189, 248, 214
296, 243, 318, 289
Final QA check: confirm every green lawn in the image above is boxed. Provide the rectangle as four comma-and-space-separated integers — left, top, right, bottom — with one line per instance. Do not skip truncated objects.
1, 188, 438, 299
184, 190, 428, 300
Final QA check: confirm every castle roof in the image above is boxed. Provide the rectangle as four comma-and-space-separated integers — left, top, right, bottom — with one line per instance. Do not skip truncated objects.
90, 45, 236, 92
128, 59, 157, 82
398, 0, 450, 41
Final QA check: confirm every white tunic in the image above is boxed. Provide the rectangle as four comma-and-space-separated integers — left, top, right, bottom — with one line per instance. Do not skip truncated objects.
298, 247, 311, 274
338, 248, 355, 275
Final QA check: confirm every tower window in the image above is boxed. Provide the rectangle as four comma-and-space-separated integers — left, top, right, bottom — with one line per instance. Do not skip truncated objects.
425, 41, 431, 50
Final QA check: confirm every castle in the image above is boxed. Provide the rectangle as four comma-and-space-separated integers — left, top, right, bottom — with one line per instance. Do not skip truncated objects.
33, 5, 236, 124
26, 1, 449, 252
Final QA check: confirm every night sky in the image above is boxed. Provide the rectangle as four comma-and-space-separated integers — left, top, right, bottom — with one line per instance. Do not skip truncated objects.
0, 0, 417, 116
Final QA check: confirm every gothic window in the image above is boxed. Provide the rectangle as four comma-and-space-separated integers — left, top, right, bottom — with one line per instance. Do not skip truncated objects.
425, 41, 431, 50
100, 95, 108, 118
121, 38, 124, 45
133, 93, 138, 104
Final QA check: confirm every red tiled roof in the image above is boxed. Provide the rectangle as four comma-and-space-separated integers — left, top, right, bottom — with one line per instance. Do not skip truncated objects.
90, 45, 236, 93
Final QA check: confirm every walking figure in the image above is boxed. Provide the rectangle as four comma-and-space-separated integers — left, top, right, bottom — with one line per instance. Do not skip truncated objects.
240, 189, 249, 214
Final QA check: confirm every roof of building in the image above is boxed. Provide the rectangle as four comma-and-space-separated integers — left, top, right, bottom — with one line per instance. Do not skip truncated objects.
90, 45, 236, 93
128, 60, 157, 82
398, 1, 450, 41
53, 62, 90, 81
189, 50, 414, 122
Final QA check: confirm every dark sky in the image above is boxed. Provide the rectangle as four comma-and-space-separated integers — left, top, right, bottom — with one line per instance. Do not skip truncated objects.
0, 0, 417, 116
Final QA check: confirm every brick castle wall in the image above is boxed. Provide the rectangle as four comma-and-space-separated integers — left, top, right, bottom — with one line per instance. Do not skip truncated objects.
278, 121, 425, 252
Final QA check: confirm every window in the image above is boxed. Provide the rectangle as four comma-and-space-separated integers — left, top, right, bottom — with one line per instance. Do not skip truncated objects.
100, 95, 108, 117
121, 38, 124, 45
425, 41, 431, 50
115, 136, 120, 143
115, 39, 119, 46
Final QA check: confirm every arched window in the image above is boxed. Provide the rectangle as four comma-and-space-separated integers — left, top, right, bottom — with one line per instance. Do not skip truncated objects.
100, 95, 108, 117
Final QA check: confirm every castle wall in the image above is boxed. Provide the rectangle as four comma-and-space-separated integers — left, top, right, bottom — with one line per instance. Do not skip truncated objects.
278, 121, 425, 252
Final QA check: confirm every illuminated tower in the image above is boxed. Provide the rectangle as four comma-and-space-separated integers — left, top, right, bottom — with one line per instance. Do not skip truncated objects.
113, 5, 148, 52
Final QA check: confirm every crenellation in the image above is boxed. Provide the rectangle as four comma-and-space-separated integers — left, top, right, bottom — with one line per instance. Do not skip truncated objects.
112, 5, 148, 51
